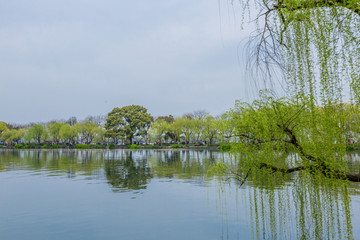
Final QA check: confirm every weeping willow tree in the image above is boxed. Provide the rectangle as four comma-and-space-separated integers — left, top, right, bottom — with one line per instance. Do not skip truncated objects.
242, 0, 360, 98
228, 92, 360, 182
223, 0, 360, 180
213, 1, 360, 239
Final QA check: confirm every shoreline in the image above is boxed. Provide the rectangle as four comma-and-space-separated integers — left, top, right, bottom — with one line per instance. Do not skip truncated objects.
0, 145, 221, 151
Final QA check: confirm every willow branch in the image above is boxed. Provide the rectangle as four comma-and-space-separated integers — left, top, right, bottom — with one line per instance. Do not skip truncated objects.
234, 133, 292, 144
259, 162, 306, 173
259, 162, 360, 182
273, 0, 360, 17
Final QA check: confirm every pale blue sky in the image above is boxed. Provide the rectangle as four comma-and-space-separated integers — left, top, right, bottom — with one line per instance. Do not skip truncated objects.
0, 0, 255, 123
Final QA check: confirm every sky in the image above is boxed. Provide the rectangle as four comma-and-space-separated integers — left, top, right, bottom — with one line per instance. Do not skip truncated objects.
0, 0, 256, 124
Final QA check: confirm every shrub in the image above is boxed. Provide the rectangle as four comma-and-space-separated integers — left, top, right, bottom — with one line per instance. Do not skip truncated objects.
41, 144, 49, 149
24, 145, 30, 149
52, 144, 59, 149
127, 144, 141, 149
346, 144, 355, 151
76, 144, 89, 149
92, 145, 106, 149
171, 144, 180, 149
219, 144, 231, 152
109, 143, 115, 149
14, 144, 23, 149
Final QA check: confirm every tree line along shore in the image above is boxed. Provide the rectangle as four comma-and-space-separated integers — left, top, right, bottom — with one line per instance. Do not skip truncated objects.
0, 105, 233, 150
1, 100, 360, 153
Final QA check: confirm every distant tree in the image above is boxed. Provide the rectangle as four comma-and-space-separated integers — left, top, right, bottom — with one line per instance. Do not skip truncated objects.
156, 115, 176, 141
92, 127, 106, 144
183, 110, 209, 120
59, 125, 78, 144
105, 105, 153, 144
156, 115, 175, 123
216, 113, 234, 142
48, 122, 66, 143
74, 121, 98, 144
66, 117, 77, 126
1, 129, 25, 145
192, 110, 209, 120
0, 122, 9, 139
182, 113, 194, 119
24, 124, 48, 143
84, 115, 106, 126
192, 119, 204, 143
149, 119, 169, 145
202, 116, 218, 145
176, 117, 194, 144
167, 119, 183, 143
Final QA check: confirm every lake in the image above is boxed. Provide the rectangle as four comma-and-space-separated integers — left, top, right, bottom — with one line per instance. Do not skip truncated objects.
0, 149, 359, 240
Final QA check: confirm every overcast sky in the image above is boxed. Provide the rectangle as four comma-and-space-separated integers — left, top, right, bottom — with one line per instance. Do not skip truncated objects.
0, 0, 257, 124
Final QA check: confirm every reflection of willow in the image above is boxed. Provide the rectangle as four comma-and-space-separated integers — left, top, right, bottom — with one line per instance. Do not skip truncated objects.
246, 171, 352, 239
104, 151, 152, 191
220, 153, 355, 240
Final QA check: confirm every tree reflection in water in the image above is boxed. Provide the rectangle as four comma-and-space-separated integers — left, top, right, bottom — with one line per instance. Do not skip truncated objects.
105, 151, 152, 192
0, 150, 358, 239
215, 152, 357, 240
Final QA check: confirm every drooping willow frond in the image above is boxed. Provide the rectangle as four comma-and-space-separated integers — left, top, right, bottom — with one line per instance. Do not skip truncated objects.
238, 0, 360, 104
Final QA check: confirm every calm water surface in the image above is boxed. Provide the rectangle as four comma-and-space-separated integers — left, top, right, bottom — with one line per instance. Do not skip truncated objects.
0, 150, 359, 240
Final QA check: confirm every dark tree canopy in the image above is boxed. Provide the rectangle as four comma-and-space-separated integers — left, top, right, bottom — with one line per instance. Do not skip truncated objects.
105, 105, 153, 144
156, 115, 175, 123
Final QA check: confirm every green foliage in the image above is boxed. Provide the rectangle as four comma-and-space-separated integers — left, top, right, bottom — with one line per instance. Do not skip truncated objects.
109, 143, 115, 149
126, 144, 141, 149
175, 117, 194, 143
52, 144, 59, 149
156, 115, 175, 123
234, 1, 360, 105
219, 144, 231, 152
216, 113, 234, 142
1, 129, 25, 144
24, 124, 48, 143
215, 1, 360, 238
105, 105, 153, 144
171, 144, 180, 149
148, 119, 169, 145
91, 145, 106, 149
346, 144, 355, 151
76, 144, 89, 149
202, 116, 218, 145
24, 144, 37, 149
48, 122, 66, 143
208, 161, 228, 176
92, 127, 106, 144
0, 121, 9, 137
14, 144, 23, 149
41, 144, 49, 149
221, 91, 356, 182
167, 118, 182, 143
74, 121, 99, 144
59, 125, 78, 145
